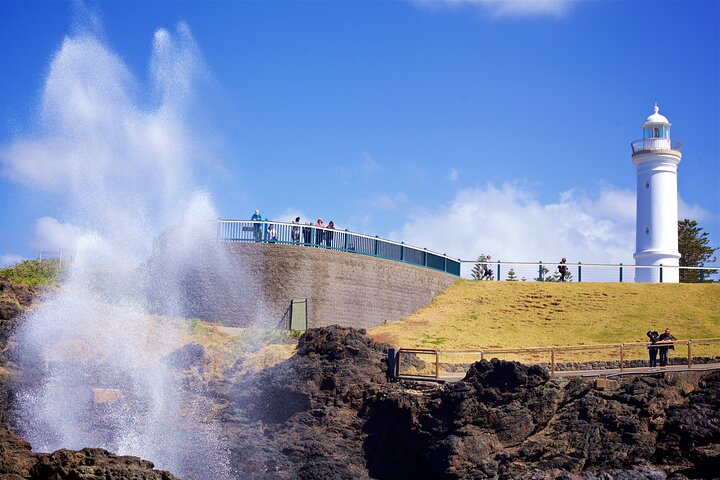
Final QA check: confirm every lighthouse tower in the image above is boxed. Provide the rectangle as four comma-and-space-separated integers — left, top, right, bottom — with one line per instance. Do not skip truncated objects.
631, 103, 682, 282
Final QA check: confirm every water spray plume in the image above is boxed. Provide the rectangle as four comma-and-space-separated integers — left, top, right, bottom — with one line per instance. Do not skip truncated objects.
3, 23, 235, 479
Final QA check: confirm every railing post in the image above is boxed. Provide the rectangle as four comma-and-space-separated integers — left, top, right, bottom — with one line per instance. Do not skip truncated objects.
344, 229, 349, 250
687, 340, 692, 368
539, 261, 544, 282
619, 263, 623, 282
424, 248, 428, 267
659, 264, 663, 283
387, 348, 397, 380
435, 350, 440, 380
444, 255, 447, 272
578, 262, 582, 282
400, 242, 404, 261
374, 236, 379, 257
497, 261, 501, 281
480, 351, 484, 361
700, 269, 704, 283
550, 348, 556, 376
620, 344, 624, 372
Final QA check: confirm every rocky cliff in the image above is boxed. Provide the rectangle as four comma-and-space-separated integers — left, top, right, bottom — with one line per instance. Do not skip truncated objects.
0, 279, 178, 480
1, 278, 718, 479
216, 326, 719, 480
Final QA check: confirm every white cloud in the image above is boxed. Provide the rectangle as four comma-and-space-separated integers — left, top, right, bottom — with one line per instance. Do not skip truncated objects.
366, 192, 409, 211
0, 253, 24, 268
31, 216, 90, 252
447, 167, 460, 182
391, 183, 637, 274
412, 0, 576, 18
679, 197, 711, 222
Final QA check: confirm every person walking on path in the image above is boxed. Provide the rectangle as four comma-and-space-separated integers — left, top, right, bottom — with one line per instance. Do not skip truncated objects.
558, 258, 569, 282
251, 209, 263, 242
646, 330, 660, 368
481, 256, 494, 281
325, 221, 335, 247
658, 327, 677, 367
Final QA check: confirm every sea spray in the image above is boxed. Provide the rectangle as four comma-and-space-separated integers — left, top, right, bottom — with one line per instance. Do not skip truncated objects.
4, 22, 237, 479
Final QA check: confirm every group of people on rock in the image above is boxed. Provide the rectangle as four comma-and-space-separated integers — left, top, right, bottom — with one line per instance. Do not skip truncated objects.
251, 210, 337, 247
647, 327, 677, 368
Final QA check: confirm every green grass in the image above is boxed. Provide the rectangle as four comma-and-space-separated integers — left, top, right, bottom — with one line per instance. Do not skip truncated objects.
0, 258, 65, 287
369, 280, 720, 351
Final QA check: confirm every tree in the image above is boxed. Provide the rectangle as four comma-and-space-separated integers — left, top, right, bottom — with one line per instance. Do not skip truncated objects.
506, 268, 518, 281
471, 254, 493, 280
678, 219, 718, 283
534, 265, 550, 282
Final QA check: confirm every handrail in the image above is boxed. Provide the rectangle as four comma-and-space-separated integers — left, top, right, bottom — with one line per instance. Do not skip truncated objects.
440, 338, 720, 353
631, 137, 683, 153
394, 337, 720, 380
456, 259, 716, 270
216, 219, 461, 276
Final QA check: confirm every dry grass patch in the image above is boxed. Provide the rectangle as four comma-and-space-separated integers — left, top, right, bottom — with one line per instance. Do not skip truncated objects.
370, 281, 720, 352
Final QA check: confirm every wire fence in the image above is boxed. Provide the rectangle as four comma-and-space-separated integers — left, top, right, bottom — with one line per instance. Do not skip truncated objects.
459, 260, 718, 283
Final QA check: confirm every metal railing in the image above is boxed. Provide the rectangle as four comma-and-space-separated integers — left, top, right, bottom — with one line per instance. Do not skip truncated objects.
216, 219, 461, 276
392, 338, 720, 381
631, 137, 682, 154
460, 260, 718, 283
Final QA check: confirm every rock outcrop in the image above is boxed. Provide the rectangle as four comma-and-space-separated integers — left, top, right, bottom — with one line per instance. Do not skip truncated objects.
1, 280, 718, 480
213, 326, 719, 480
0, 280, 180, 480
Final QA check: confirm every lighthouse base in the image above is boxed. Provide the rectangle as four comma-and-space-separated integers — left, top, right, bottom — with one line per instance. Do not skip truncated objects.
634, 251, 680, 283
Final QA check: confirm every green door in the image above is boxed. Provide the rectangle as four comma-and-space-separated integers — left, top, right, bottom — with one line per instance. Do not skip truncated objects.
290, 299, 308, 331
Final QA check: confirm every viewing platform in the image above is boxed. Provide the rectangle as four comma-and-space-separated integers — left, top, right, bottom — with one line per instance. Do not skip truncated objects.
216, 219, 461, 277
630, 137, 682, 157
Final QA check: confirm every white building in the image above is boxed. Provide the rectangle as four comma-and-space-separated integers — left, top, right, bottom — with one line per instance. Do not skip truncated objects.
631, 103, 682, 282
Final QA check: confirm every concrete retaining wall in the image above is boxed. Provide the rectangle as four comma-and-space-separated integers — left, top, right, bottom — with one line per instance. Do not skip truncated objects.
153, 241, 457, 329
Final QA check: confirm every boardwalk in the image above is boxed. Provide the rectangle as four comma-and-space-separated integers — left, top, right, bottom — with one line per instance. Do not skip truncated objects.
392, 338, 720, 382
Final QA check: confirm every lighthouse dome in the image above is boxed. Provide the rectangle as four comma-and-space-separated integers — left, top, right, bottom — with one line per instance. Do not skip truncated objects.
642, 103, 670, 127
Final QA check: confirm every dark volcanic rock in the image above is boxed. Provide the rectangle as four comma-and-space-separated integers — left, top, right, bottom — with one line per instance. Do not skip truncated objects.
162, 342, 206, 370
0, 426, 179, 480
0, 279, 180, 480
211, 326, 720, 480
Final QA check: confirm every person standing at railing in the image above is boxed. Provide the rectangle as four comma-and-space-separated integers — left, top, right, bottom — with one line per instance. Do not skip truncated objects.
251, 209, 263, 242
647, 330, 660, 368
315, 218, 325, 246
291, 217, 301, 243
267, 224, 277, 243
326, 221, 335, 247
302, 222, 312, 245
658, 327, 677, 367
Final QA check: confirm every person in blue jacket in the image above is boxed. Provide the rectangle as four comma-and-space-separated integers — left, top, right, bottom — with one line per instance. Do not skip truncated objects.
251, 209, 262, 241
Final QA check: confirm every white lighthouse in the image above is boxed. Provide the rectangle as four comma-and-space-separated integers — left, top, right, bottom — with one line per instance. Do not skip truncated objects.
632, 103, 682, 282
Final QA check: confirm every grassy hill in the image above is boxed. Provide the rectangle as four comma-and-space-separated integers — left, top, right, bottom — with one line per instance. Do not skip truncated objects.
369, 281, 720, 351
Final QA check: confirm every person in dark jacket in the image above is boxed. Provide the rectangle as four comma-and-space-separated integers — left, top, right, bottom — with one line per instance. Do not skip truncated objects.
646, 330, 659, 368
325, 221, 335, 247
658, 327, 677, 367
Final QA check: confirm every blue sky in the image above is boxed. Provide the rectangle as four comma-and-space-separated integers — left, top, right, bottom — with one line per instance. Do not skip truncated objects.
0, 0, 718, 269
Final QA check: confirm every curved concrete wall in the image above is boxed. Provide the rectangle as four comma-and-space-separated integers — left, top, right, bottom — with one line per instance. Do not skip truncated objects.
159, 242, 457, 329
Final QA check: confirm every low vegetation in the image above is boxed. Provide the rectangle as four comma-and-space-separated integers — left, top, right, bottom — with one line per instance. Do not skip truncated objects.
184, 319, 296, 378
0, 258, 65, 287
